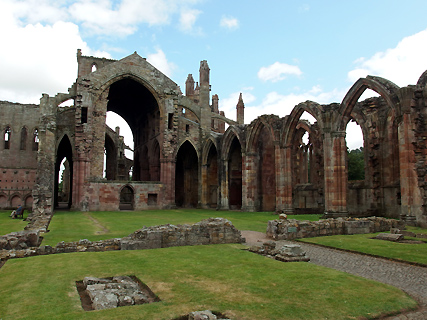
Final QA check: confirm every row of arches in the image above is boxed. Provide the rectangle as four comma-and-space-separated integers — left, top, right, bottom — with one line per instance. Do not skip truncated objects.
0, 193, 33, 208
3, 126, 38, 151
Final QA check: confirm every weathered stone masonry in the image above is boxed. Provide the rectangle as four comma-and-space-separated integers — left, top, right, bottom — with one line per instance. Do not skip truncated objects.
2, 50, 427, 227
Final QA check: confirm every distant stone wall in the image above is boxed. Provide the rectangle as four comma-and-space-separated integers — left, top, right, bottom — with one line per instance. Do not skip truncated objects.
266, 217, 405, 240
0, 218, 243, 261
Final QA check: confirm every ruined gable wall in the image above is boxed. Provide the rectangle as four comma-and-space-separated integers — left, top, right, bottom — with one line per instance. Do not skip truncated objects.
0, 101, 40, 209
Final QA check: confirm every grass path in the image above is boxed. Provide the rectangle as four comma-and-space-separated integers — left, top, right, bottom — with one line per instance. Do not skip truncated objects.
82, 212, 109, 235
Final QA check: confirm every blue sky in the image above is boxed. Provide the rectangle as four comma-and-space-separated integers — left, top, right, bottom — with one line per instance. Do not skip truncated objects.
2, 0, 427, 150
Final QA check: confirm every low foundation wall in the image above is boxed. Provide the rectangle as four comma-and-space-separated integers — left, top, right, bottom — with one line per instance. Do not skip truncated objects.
1, 218, 244, 261
266, 217, 405, 240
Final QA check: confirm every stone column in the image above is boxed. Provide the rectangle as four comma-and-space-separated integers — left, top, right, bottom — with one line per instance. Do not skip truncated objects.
282, 146, 294, 213
323, 130, 348, 217
275, 145, 286, 211
200, 164, 209, 208
220, 159, 229, 209
242, 152, 257, 211
31, 94, 56, 218
160, 158, 176, 208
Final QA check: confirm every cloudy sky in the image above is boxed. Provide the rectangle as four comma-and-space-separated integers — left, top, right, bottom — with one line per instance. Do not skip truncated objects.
2, 0, 427, 150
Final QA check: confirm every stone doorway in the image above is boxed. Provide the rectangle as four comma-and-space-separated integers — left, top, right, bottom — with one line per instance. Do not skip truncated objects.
119, 185, 134, 210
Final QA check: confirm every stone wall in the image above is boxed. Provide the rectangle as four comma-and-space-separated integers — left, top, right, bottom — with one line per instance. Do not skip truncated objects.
85, 181, 164, 211
0, 218, 243, 261
0, 101, 40, 209
266, 217, 405, 240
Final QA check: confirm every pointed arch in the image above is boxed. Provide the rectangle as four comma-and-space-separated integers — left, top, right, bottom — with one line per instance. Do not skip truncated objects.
55, 134, 73, 209
282, 101, 324, 147
339, 76, 401, 131
175, 140, 199, 207
221, 126, 244, 161
201, 138, 219, 208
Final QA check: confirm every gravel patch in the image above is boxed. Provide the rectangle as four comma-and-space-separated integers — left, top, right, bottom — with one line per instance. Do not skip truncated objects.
241, 231, 427, 319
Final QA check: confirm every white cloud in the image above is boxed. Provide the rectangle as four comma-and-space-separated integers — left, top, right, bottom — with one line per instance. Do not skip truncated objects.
258, 62, 302, 82
3, 0, 203, 37
348, 28, 427, 86
220, 15, 239, 30
146, 48, 176, 78
0, 5, 110, 104
179, 8, 203, 34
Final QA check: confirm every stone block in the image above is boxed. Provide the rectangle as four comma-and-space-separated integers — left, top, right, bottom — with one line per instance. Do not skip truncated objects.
375, 233, 404, 242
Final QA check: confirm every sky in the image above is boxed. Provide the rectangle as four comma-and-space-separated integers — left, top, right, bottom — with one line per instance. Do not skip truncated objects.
2, 0, 427, 151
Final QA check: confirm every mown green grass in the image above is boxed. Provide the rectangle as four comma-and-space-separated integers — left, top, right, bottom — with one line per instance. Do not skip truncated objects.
299, 231, 427, 265
41, 209, 321, 246
0, 210, 28, 235
0, 244, 416, 320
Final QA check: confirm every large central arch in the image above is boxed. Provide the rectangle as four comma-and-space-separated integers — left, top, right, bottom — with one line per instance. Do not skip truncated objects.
106, 77, 161, 182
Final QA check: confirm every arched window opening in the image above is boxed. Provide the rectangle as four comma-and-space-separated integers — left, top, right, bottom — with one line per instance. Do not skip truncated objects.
106, 78, 159, 182
105, 112, 134, 181
91, 63, 98, 72
4, 126, 11, 149
20, 127, 27, 150
55, 135, 73, 209
33, 129, 39, 151
346, 120, 364, 181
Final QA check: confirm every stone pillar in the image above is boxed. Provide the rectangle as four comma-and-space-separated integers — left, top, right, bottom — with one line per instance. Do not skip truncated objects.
275, 145, 286, 211
200, 164, 209, 208
73, 156, 90, 210
242, 152, 257, 211
160, 158, 176, 208
398, 113, 421, 224
220, 159, 229, 209
282, 146, 294, 213
31, 94, 56, 218
323, 130, 348, 217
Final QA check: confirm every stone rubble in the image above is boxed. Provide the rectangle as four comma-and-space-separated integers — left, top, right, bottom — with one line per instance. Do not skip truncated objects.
80, 276, 158, 311
0, 218, 244, 262
249, 241, 310, 262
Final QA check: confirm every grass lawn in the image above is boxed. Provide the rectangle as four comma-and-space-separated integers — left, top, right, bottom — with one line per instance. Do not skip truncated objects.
0, 210, 28, 235
41, 209, 322, 246
298, 230, 427, 265
0, 244, 416, 320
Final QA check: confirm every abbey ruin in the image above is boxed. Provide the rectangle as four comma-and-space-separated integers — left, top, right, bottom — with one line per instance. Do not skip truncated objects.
1, 49, 427, 227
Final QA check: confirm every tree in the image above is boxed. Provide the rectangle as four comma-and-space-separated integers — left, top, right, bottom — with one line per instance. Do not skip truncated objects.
348, 147, 364, 180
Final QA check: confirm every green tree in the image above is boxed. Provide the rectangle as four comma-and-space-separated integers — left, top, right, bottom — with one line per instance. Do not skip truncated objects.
348, 147, 365, 180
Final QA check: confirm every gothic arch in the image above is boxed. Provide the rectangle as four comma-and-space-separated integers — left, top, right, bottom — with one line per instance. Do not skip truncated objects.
173, 138, 200, 162
246, 116, 279, 153
175, 140, 199, 207
201, 137, 219, 165
55, 134, 73, 209
282, 101, 324, 147
416, 69, 427, 88
221, 126, 244, 161
339, 76, 401, 131
201, 138, 219, 208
